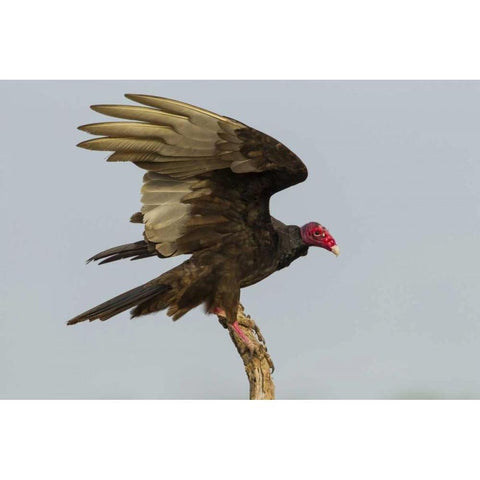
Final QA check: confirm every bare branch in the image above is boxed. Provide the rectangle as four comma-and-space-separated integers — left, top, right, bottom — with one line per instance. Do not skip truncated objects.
217, 304, 275, 400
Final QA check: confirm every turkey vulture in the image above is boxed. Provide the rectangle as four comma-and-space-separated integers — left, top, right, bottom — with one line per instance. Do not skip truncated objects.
68, 94, 339, 345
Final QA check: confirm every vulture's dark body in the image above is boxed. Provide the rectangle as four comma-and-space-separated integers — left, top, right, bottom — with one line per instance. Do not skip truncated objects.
132, 217, 308, 322
67, 95, 312, 327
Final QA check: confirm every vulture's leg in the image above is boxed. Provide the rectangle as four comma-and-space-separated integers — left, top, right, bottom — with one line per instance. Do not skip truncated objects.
213, 306, 257, 354
235, 305, 274, 372
214, 306, 275, 372
231, 321, 256, 350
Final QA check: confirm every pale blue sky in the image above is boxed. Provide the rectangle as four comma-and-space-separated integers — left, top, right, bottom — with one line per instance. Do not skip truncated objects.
1, 81, 479, 398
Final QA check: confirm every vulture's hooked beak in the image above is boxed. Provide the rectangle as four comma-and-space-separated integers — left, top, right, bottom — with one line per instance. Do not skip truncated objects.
331, 245, 340, 257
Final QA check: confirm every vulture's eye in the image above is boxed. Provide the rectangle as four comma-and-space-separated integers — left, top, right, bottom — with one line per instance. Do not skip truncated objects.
313, 230, 321, 236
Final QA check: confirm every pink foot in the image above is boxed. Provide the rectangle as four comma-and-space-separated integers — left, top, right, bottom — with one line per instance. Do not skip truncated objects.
212, 307, 255, 352
232, 320, 255, 352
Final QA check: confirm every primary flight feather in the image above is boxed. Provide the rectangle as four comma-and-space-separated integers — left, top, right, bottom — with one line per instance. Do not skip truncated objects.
68, 94, 339, 333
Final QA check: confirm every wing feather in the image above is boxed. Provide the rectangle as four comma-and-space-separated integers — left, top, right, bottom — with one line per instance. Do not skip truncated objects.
90, 105, 219, 142
78, 94, 308, 257
79, 136, 217, 157
124, 94, 234, 129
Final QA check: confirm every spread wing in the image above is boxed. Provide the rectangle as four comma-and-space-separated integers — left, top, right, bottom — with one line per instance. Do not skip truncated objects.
78, 94, 308, 257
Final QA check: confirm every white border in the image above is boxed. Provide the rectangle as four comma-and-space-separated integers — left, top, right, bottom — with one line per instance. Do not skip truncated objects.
1, 400, 479, 479
2, 0, 480, 79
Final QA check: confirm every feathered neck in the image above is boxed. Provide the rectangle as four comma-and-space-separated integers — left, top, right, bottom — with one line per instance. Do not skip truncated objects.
273, 223, 309, 270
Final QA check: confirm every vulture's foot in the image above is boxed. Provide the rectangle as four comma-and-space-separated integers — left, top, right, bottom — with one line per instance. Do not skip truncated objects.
213, 304, 275, 372
235, 311, 265, 343
235, 305, 275, 372
231, 320, 258, 356
212, 307, 256, 353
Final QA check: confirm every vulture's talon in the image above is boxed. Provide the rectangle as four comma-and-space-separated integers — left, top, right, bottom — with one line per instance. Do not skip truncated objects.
265, 352, 275, 373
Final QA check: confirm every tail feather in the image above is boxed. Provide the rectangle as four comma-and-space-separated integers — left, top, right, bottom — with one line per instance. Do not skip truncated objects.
67, 281, 171, 325
68, 258, 205, 326
87, 240, 156, 265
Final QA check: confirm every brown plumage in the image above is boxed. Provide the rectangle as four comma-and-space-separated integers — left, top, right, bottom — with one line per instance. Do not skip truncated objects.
68, 94, 339, 328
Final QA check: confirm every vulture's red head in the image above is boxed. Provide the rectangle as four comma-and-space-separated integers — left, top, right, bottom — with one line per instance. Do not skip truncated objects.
300, 222, 339, 256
